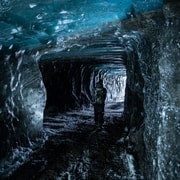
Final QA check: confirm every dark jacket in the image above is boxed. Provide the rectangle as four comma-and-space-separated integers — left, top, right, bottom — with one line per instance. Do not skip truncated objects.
94, 86, 107, 105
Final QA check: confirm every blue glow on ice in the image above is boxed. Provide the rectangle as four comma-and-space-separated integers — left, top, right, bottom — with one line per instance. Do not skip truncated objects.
0, 0, 163, 49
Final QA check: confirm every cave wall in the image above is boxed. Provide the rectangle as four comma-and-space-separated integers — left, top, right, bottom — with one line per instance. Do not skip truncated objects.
122, 2, 179, 179
0, 48, 46, 159
123, 33, 147, 130
39, 59, 95, 116
0, 1, 178, 178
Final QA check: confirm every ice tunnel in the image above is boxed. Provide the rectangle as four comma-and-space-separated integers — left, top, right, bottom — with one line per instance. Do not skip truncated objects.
39, 32, 128, 116
0, 0, 179, 179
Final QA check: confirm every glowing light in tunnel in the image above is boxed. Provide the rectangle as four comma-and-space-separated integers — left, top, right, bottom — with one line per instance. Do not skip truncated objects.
94, 66, 126, 103
104, 75, 126, 103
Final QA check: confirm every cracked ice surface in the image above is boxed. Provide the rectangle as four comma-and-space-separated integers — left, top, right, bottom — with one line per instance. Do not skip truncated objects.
0, 0, 163, 49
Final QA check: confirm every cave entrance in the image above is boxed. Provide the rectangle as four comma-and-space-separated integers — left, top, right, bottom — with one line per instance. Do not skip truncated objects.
92, 65, 127, 114
39, 58, 126, 118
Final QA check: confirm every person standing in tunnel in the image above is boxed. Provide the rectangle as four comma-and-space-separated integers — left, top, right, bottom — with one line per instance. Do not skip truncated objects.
93, 79, 107, 128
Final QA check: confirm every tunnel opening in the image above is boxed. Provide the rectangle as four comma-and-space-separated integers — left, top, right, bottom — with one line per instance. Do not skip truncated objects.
37, 56, 143, 179
38, 30, 147, 134
37, 28, 153, 179
93, 65, 127, 112
2, 29, 151, 179
38, 58, 127, 120
4, 30, 150, 179
1, 1, 179, 179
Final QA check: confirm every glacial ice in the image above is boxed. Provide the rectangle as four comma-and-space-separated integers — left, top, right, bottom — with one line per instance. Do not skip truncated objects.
1, 0, 179, 179
0, 0, 163, 49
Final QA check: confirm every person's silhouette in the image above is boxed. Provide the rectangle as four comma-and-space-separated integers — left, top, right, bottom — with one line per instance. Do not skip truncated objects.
93, 79, 107, 127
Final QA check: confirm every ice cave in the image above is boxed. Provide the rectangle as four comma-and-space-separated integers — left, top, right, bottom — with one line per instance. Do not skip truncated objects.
0, 0, 179, 179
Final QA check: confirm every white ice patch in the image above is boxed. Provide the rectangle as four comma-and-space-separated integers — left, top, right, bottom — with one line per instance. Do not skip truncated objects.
11, 27, 22, 34
11, 28, 18, 34
29, 3, 37, 8
126, 154, 137, 179
59, 10, 68, 14
36, 14, 43, 20
24, 89, 44, 131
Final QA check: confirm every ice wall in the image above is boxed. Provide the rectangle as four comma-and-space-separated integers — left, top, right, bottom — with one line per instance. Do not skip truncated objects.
152, 5, 179, 178
0, 0, 178, 179
121, 2, 179, 178
0, 48, 46, 159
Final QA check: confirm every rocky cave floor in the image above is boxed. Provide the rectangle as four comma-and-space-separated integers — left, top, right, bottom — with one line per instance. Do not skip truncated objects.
8, 103, 142, 180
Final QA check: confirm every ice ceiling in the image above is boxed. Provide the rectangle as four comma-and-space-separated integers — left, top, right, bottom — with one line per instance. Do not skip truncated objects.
0, 0, 163, 49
